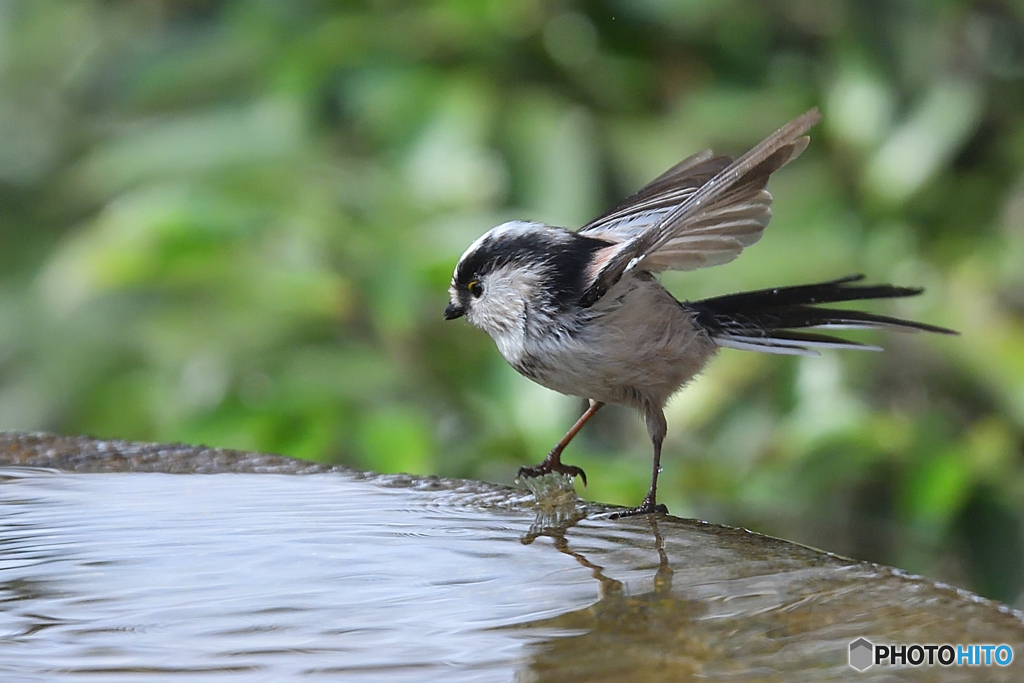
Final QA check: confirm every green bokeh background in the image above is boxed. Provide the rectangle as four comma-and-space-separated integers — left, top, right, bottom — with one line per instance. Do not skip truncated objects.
1, 1, 1023, 604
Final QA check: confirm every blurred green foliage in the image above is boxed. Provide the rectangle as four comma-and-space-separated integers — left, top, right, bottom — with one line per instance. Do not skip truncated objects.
1, 0, 1023, 603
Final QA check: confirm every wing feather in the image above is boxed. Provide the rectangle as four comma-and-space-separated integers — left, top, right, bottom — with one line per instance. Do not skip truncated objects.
579, 152, 731, 243
578, 109, 821, 308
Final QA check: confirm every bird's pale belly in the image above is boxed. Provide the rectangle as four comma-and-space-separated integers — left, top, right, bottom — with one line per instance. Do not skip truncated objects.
514, 295, 718, 410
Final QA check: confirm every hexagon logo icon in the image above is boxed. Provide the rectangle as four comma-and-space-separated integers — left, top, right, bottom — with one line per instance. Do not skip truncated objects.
849, 638, 874, 671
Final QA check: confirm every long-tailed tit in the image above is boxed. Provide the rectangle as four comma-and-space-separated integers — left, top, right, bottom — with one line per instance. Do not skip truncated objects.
444, 109, 956, 517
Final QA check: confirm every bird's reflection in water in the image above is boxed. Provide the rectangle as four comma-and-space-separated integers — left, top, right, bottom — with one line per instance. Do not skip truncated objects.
513, 504, 710, 682
509, 474, 1024, 681
522, 506, 624, 601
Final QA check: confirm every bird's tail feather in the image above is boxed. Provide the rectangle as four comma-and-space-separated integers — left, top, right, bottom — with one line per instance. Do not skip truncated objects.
688, 275, 957, 356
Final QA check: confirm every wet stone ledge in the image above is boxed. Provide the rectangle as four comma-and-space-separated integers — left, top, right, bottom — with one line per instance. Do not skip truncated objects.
0, 431, 1022, 682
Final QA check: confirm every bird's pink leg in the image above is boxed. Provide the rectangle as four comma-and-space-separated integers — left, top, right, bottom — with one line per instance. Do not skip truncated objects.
517, 400, 604, 486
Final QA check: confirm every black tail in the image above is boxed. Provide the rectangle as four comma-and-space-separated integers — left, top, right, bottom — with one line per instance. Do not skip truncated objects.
688, 275, 958, 356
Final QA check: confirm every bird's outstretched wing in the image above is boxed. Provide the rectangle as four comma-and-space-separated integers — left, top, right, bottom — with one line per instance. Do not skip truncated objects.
577, 108, 821, 307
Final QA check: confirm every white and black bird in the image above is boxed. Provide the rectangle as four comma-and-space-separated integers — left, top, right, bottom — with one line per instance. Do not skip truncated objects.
444, 108, 956, 517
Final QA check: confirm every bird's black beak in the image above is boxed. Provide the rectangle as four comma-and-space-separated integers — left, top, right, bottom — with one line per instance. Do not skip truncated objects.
443, 301, 465, 320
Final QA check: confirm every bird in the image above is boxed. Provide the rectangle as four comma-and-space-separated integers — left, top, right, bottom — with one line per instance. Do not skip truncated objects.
443, 108, 957, 517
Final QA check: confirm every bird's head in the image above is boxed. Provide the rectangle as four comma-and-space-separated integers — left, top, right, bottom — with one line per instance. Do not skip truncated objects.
445, 220, 610, 337
445, 221, 552, 337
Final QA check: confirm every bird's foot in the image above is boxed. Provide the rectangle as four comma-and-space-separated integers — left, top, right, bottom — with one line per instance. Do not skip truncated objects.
608, 496, 668, 519
517, 460, 587, 487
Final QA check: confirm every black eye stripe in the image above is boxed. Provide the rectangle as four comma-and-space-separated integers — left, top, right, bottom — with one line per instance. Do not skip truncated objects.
455, 232, 609, 292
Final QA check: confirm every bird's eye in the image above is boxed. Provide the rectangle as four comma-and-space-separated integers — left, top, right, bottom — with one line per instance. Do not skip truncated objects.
467, 280, 483, 298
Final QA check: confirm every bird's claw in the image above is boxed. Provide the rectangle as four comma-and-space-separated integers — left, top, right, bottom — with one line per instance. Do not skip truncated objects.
517, 462, 587, 487
609, 498, 668, 519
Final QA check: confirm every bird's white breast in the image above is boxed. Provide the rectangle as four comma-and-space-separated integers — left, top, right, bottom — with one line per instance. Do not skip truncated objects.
513, 275, 718, 410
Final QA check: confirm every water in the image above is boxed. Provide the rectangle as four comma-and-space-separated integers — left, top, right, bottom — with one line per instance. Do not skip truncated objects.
0, 471, 568, 681
1, 435, 1023, 682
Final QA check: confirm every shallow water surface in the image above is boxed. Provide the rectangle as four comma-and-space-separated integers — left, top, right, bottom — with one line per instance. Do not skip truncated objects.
0, 434, 1022, 682
0, 471, 569, 681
